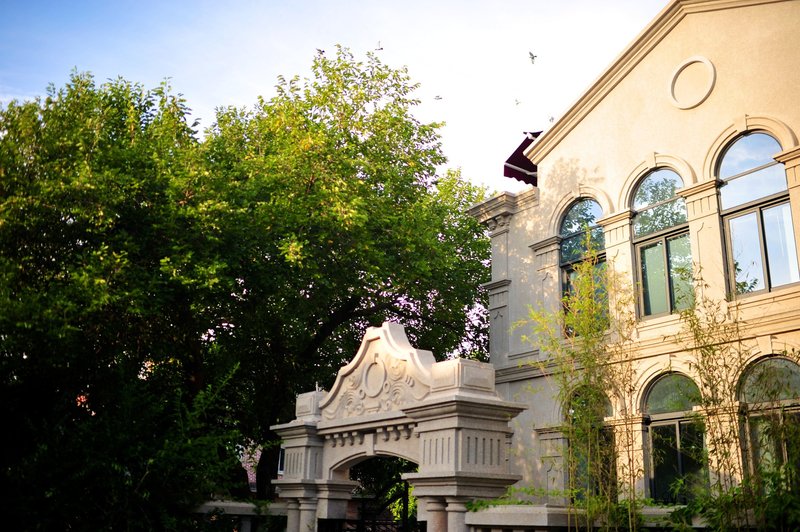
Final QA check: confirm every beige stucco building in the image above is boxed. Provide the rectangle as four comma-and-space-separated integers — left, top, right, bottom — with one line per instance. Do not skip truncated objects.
468, 0, 800, 527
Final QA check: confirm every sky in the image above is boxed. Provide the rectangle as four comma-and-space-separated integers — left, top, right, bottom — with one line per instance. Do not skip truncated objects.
0, 0, 666, 193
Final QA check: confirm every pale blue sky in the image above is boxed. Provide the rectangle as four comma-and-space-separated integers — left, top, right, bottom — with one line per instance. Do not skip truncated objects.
0, 0, 665, 192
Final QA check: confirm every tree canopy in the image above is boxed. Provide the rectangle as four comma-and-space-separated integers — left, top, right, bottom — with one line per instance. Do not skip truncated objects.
0, 47, 490, 529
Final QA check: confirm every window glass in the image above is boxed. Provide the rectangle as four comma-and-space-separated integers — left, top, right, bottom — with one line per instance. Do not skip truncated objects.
561, 199, 603, 235
633, 169, 692, 317
567, 387, 615, 502
728, 212, 766, 294
720, 164, 786, 210
740, 358, 800, 491
645, 374, 705, 503
763, 203, 800, 288
719, 133, 786, 210
560, 199, 603, 264
645, 374, 701, 415
668, 233, 693, 310
641, 241, 668, 315
741, 358, 800, 404
633, 169, 687, 237
719, 133, 781, 179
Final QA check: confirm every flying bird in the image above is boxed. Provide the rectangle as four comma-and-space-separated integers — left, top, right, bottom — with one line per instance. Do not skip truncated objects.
529, 51, 537, 64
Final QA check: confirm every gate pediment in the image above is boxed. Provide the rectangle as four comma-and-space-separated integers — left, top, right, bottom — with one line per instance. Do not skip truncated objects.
320, 322, 434, 421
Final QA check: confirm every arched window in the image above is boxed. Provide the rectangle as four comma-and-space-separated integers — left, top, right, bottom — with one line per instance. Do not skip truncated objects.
718, 132, 799, 295
565, 386, 615, 502
644, 373, 705, 503
631, 169, 692, 316
739, 357, 800, 489
559, 199, 603, 291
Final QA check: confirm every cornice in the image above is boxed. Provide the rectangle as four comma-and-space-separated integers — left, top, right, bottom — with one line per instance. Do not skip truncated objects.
677, 178, 721, 198
468, 191, 520, 223
529, 235, 561, 253
776, 146, 800, 167
598, 210, 632, 228
524, 0, 790, 165
481, 279, 512, 291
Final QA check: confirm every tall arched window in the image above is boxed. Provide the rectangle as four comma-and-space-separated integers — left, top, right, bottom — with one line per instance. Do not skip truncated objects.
631, 168, 692, 316
566, 386, 615, 502
559, 198, 603, 292
718, 132, 799, 295
644, 373, 705, 503
739, 357, 800, 490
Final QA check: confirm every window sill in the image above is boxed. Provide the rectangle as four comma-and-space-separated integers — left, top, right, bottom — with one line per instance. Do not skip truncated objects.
635, 311, 682, 338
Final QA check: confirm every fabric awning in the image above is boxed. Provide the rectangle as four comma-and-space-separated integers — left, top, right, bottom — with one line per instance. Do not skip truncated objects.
503, 131, 541, 186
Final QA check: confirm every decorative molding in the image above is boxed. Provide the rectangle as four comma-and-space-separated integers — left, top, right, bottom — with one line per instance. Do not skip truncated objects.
482, 279, 512, 291
320, 323, 434, 420
485, 213, 513, 234
468, 192, 520, 227
598, 210, 632, 228
530, 235, 561, 253
775, 146, 800, 168
495, 363, 543, 383
667, 55, 716, 110
678, 178, 720, 198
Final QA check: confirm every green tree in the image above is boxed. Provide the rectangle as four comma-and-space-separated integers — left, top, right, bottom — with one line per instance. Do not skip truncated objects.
0, 46, 490, 527
0, 74, 242, 530
199, 47, 489, 495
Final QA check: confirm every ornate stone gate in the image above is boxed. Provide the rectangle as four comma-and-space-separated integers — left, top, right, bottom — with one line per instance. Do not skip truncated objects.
271, 322, 526, 531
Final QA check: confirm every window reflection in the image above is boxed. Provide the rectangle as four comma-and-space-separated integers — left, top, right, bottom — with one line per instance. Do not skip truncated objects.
719, 132, 798, 296
645, 374, 705, 504
633, 169, 687, 238
632, 168, 691, 317
740, 358, 800, 493
559, 198, 603, 279
763, 203, 800, 288
728, 213, 766, 294
718, 133, 781, 179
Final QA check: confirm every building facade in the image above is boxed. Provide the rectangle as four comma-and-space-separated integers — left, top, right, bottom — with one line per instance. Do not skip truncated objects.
468, 0, 800, 527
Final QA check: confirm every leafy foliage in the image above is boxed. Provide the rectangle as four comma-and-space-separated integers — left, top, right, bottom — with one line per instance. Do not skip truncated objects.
0, 47, 490, 528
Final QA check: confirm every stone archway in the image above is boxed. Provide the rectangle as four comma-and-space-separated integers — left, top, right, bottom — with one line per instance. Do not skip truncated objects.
271, 322, 526, 532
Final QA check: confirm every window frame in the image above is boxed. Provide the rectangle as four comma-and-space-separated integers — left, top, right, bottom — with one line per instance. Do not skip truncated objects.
558, 198, 605, 297
643, 373, 706, 504
718, 132, 799, 297
630, 168, 691, 318
738, 357, 800, 489
564, 386, 616, 503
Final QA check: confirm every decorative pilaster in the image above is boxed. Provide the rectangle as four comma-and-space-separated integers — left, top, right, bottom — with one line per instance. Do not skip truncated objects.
679, 179, 726, 300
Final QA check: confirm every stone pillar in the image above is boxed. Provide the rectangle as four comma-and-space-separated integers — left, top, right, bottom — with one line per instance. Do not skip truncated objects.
606, 415, 647, 500
446, 498, 468, 531
425, 498, 448, 532
285, 500, 300, 532
298, 499, 317, 531
679, 179, 726, 301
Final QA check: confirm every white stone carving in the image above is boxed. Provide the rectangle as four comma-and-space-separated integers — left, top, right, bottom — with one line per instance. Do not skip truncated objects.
320, 322, 435, 420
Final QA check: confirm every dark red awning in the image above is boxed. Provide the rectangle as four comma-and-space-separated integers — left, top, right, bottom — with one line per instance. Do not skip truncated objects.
504, 131, 541, 186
